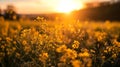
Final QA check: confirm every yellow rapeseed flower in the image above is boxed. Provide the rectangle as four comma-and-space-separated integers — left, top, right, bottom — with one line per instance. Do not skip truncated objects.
113, 39, 120, 47
102, 56, 106, 59
104, 50, 107, 53
15, 52, 21, 58
78, 52, 90, 57
39, 52, 49, 63
60, 55, 67, 62
95, 32, 106, 41
56, 45, 67, 53
12, 47, 16, 51
1, 45, 5, 50
24, 46, 31, 53
22, 40, 27, 46
112, 54, 117, 58
13, 41, 17, 44
42, 52, 48, 58
72, 40, 80, 49
66, 49, 77, 59
6, 37, 12, 41
71, 60, 81, 67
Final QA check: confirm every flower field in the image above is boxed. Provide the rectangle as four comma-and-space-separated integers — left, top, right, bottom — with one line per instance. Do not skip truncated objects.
0, 20, 120, 67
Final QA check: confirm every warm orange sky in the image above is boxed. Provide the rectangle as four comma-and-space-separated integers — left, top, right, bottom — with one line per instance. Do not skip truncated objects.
0, 0, 113, 14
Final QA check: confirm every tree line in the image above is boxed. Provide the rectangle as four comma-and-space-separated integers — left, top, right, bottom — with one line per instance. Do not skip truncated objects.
72, 1, 120, 21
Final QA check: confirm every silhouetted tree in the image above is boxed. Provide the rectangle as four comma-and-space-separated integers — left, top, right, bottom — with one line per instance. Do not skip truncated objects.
4, 5, 18, 20
0, 8, 2, 16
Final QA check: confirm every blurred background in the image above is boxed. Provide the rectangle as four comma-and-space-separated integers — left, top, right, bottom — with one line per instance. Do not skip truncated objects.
0, 0, 120, 21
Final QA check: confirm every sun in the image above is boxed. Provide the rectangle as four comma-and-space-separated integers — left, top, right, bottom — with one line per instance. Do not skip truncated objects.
55, 0, 84, 13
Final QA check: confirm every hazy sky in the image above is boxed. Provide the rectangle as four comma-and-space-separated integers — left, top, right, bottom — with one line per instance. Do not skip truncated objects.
0, 0, 112, 14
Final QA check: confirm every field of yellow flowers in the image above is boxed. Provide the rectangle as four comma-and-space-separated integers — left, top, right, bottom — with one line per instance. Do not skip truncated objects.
0, 20, 120, 67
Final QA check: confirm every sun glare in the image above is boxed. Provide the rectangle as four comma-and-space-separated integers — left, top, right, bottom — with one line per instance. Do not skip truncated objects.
55, 0, 84, 13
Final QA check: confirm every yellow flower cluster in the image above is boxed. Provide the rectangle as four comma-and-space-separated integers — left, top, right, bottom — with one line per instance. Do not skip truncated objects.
113, 39, 120, 47
0, 20, 120, 67
95, 32, 107, 42
39, 52, 49, 63
60, 49, 77, 62
56, 45, 77, 63
78, 52, 90, 57
72, 40, 80, 49
56, 45, 67, 53
71, 60, 81, 67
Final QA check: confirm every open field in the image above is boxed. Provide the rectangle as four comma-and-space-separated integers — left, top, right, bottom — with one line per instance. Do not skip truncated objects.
0, 20, 120, 67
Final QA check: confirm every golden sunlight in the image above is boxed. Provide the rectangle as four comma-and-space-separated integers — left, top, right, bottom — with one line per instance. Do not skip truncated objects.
55, 0, 84, 13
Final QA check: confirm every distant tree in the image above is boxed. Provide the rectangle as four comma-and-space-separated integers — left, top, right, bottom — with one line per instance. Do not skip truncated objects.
0, 8, 4, 21
0, 8, 2, 16
4, 5, 18, 20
